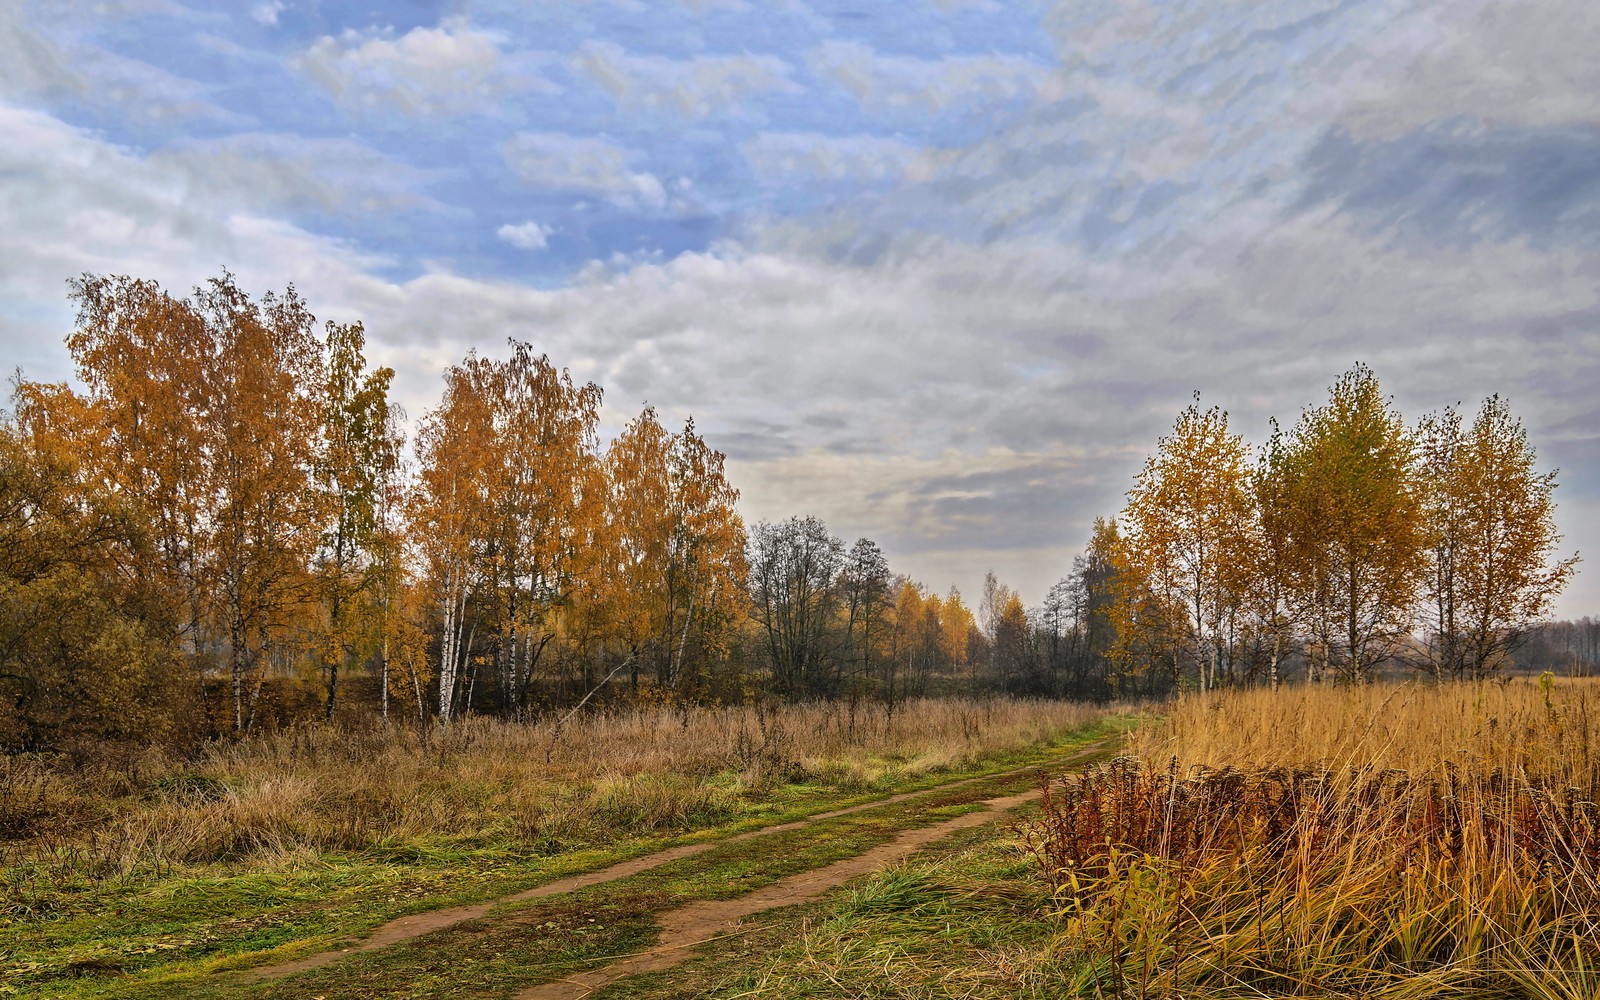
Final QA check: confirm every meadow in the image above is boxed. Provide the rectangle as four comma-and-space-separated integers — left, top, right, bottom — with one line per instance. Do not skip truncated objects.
0, 697, 1119, 996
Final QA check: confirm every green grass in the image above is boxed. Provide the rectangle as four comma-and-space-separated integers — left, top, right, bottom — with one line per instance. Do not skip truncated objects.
586, 802, 1077, 1000
0, 720, 1123, 998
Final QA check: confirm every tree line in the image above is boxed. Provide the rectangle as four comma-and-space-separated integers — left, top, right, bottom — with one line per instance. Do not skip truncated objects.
0, 273, 1010, 749
1084, 365, 1577, 692
1, 277, 1581, 747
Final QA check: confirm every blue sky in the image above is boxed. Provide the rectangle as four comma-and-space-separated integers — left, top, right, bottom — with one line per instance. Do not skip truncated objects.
3, 0, 1598, 615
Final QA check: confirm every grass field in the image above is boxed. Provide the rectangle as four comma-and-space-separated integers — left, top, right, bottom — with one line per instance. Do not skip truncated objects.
14, 682, 1588, 999
0, 697, 1121, 997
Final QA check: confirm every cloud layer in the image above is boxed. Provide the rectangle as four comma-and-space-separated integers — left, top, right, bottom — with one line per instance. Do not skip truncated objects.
1, 0, 1596, 616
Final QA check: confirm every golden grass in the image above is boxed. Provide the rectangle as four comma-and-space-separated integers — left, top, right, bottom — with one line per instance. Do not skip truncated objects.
1127, 677, 1599, 784
1025, 678, 1600, 999
0, 697, 1112, 883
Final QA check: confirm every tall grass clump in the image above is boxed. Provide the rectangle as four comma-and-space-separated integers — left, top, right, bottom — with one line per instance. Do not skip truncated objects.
1025, 679, 1600, 999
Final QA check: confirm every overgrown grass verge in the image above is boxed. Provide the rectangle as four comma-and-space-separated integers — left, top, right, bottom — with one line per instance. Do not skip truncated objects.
1010, 679, 1600, 998
0, 699, 1126, 998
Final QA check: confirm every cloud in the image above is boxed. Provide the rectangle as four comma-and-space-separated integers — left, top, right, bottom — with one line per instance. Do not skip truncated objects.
296, 16, 554, 117
497, 220, 553, 250
6, 0, 1599, 619
1, 5, 227, 125
742, 132, 929, 186
571, 40, 799, 119
806, 39, 1049, 115
6, 87, 1598, 612
1299, 123, 1600, 249
147, 133, 442, 217
0, 5, 81, 101
251, 1, 284, 26
1336, 0, 1600, 138
501, 131, 667, 209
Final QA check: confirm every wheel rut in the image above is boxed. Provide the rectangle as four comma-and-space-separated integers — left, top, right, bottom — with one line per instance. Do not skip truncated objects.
243, 741, 1108, 984
513, 786, 1044, 1000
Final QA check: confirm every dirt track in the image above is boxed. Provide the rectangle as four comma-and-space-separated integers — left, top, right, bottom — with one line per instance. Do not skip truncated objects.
513, 786, 1042, 1000
243, 741, 1106, 987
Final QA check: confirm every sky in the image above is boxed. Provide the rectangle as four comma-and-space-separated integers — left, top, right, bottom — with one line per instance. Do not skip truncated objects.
1, 0, 1597, 616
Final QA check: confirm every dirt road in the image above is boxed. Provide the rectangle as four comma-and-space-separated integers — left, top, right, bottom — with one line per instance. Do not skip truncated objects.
514, 786, 1044, 1000
241, 740, 1107, 994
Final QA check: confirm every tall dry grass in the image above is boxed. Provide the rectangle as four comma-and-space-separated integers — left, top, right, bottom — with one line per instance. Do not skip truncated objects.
1026, 678, 1600, 999
0, 697, 1111, 888
1128, 678, 1598, 783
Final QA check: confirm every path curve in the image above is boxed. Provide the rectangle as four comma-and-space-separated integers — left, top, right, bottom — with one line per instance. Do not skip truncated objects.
514, 786, 1044, 999
245, 741, 1107, 982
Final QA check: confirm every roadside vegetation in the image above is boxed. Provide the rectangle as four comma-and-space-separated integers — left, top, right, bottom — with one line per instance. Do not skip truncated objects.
0, 698, 1120, 997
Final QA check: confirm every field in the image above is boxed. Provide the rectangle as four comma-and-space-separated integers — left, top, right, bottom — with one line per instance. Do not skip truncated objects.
0, 697, 1122, 998
7, 681, 1595, 999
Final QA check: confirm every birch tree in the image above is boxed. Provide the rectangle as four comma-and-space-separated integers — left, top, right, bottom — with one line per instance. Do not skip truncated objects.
1419, 396, 1578, 677
1280, 364, 1425, 681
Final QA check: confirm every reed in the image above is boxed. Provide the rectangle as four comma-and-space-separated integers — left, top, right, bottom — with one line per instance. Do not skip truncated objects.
1025, 678, 1600, 998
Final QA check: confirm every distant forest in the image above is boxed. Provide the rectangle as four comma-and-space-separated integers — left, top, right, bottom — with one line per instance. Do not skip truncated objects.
0, 274, 1581, 749
1514, 618, 1600, 674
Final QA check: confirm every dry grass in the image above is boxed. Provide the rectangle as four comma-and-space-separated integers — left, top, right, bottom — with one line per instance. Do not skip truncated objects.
1127, 677, 1599, 783
1024, 678, 1600, 999
0, 697, 1111, 886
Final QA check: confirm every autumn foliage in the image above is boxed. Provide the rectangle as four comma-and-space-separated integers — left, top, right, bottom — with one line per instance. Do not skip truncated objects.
0, 273, 985, 748
1099, 365, 1576, 691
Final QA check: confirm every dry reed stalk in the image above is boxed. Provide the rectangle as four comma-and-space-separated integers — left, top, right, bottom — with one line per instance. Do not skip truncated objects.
1025, 680, 1600, 998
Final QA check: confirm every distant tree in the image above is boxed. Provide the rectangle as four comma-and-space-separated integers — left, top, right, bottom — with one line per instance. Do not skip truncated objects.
411, 353, 498, 724
604, 408, 747, 696
992, 591, 1036, 691
65, 275, 217, 726
839, 537, 892, 691
1418, 396, 1578, 678
315, 319, 396, 720
747, 516, 844, 696
1243, 420, 1306, 688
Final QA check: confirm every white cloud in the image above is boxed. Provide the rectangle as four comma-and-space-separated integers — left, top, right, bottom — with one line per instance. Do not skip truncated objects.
742, 132, 929, 185
0, 5, 82, 101
497, 220, 552, 250
500, 132, 667, 209
806, 39, 1049, 114
251, 1, 285, 26
1335, 0, 1600, 137
148, 133, 440, 216
296, 16, 553, 117
1, 5, 227, 124
571, 41, 799, 119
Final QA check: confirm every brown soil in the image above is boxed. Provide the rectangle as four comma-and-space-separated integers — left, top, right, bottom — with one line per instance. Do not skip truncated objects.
514, 787, 1043, 999
244, 742, 1106, 983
